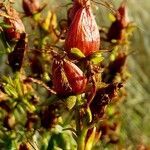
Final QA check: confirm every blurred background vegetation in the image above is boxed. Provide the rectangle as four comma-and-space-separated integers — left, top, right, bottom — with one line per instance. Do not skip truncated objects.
120, 0, 150, 148
0, 0, 150, 149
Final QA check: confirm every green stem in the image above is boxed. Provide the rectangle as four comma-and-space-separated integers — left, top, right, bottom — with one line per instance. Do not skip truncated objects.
75, 108, 81, 136
77, 127, 88, 150
75, 108, 88, 150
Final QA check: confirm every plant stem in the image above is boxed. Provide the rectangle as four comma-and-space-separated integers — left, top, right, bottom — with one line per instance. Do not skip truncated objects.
75, 108, 88, 150
75, 108, 81, 136
77, 127, 88, 150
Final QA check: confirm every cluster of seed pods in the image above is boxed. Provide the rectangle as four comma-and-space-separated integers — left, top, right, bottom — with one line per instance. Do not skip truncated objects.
52, 0, 100, 95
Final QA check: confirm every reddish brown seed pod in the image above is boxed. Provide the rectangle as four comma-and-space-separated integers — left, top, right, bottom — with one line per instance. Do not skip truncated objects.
107, 1, 128, 41
67, 2, 80, 26
67, 0, 90, 26
8, 33, 27, 72
3, 6, 25, 42
65, 1, 100, 57
90, 83, 123, 118
52, 57, 87, 95
117, 1, 128, 28
102, 53, 127, 83
22, 0, 40, 16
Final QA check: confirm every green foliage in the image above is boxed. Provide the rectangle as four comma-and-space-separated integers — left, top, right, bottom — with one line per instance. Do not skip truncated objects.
90, 52, 104, 64
70, 48, 86, 59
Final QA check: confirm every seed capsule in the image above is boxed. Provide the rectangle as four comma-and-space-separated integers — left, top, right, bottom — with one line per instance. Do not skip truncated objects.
65, 1, 100, 57
52, 57, 87, 95
8, 33, 27, 72
107, 1, 128, 41
90, 83, 123, 118
68, 0, 90, 26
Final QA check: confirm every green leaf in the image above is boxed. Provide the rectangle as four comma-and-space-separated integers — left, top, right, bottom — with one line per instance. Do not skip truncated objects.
125, 22, 136, 37
23, 98, 36, 112
2, 75, 24, 99
47, 128, 76, 150
110, 53, 116, 61
0, 32, 12, 53
4, 84, 18, 98
85, 126, 96, 150
33, 13, 41, 21
76, 94, 86, 106
65, 96, 76, 110
70, 48, 85, 58
0, 21, 12, 29
108, 13, 116, 22
86, 107, 92, 123
107, 105, 115, 116
90, 52, 104, 64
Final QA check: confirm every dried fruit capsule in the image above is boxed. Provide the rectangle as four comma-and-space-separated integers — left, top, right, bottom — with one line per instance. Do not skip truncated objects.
22, 0, 40, 16
102, 53, 127, 83
52, 57, 87, 95
107, 1, 128, 41
67, 0, 90, 26
90, 83, 123, 118
8, 33, 27, 72
3, 6, 25, 42
67, 1, 80, 26
65, 0, 100, 57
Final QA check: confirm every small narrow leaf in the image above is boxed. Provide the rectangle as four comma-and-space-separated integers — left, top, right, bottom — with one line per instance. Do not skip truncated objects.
86, 107, 92, 123
0, 22, 11, 29
65, 96, 76, 110
108, 13, 116, 22
0, 32, 12, 53
85, 127, 96, 150
70, 48, 85, 58
90, 52, 104, 64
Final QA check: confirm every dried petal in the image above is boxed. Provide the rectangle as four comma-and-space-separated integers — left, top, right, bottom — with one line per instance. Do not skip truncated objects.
4, 5, 25, 42
23, 0, 40, 16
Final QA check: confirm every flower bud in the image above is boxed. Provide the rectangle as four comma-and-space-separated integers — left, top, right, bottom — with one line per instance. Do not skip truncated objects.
4, 6, 25, 42
65, 3, 100, 57
22, 0, 40, 16
52, 57, 87, 95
